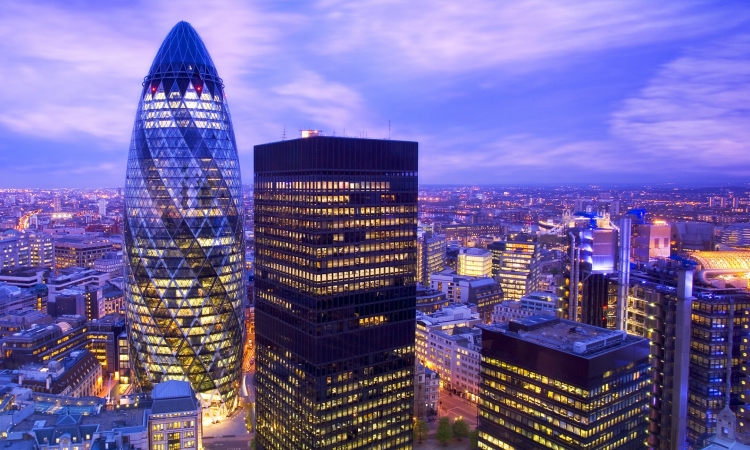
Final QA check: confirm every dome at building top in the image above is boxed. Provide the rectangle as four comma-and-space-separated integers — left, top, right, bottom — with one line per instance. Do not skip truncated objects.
147, 21, 218, 79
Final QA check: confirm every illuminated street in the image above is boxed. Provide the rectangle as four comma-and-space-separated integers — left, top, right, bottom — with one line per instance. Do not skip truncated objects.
438, 391, 478, 429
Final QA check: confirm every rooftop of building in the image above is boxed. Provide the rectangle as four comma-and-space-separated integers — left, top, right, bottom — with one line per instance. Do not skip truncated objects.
484, 315, 642, 358
520, 291, 560, 302
54, 236, 110, 245
702, 438, 750, 450
11, 406, 147, 435
417, 304, 478, 325
690, 251, 750, 270
150, 380, 199, 415
0, 267, 47, 278
458, 247, 491, 256
18, 349, 98, 382
48, 267, 107, 284
431, 270, 493, 283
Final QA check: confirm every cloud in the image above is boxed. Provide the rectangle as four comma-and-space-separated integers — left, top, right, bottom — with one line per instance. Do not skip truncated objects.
0, 1, 289, 144
418, 133, 622, 184
611, 34, 750, 178
311, 0, 748, 74
0, 0, 749, 186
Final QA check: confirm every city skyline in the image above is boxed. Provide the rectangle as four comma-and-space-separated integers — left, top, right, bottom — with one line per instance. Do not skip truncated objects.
1, 1, 749, 188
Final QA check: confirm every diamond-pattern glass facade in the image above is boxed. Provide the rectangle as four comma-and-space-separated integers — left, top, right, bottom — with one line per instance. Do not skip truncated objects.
124, 22, 245, 412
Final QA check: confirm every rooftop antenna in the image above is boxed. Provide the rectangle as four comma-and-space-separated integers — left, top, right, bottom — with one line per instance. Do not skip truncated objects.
389, 120, 391, 140
281, 125, 286, 141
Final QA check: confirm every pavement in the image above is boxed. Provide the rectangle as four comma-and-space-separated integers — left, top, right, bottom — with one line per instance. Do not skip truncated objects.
203, 372, 255, 449
203, 406, 252, 438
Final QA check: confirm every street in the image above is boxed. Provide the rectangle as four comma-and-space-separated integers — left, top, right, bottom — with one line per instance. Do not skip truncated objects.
203, 437, 253, 450
438, 391, 478, 429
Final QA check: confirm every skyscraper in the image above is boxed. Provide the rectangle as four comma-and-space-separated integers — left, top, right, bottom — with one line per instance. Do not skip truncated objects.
123, 22, 245, 414
254, 135, 418, 449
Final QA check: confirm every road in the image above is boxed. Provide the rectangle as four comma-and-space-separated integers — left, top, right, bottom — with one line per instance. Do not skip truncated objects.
438, 391, 478, 429
203, 436, 253, 450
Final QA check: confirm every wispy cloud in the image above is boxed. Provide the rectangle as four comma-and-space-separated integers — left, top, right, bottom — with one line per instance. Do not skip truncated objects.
311, 0, 747, 74
611, 34, 750, 178
0, 0, 749, 186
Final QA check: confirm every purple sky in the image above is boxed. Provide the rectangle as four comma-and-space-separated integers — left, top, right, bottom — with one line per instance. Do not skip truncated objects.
0, 1, 749, 188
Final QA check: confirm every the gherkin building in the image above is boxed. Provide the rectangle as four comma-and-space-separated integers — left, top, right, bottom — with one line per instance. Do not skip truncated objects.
124, 21, 245, 414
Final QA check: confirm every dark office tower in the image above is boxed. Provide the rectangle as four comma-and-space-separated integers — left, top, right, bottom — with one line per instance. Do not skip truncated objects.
123, 22, 246, 414
478, 315, 651, 449
254, 135, 418, 449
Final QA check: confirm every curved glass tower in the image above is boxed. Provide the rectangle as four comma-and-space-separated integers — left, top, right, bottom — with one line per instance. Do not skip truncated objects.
124, 21, 245, 414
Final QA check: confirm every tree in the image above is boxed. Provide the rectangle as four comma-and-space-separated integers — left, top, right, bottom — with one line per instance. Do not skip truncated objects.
436, 417, 453, 446
469, 429, 479, 449
414, 419, 429, 444
452, 418, 470, 441
250, 436, 256, 450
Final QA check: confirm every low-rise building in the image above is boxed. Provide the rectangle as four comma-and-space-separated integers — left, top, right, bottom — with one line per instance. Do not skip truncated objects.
13, 349, 102, 397
148, 381, 202, 450
1, 315, 88, 369
93, 251, 123, 277
416, 285, 450, 313
0, 283, 48, 315
414, 363, 439, 419
0, 267, 48, 288
430, 272, 503, 322
491, 292, 558, 324
54, 237, 111, 271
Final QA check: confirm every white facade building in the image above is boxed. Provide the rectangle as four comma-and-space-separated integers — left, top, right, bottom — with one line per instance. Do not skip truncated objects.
415, 305, 482, 402
457, 247, 492, 277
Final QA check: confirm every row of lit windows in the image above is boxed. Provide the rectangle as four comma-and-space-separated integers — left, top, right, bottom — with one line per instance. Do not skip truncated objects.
256, 204, 417, 216
257, 215, 416, 230
258, 181, 391, 191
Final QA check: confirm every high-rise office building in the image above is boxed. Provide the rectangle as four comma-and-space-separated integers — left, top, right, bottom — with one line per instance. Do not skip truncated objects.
478, 315, 651, 449
625, 263, 750, 449
417, 231, 446, 285
123, 22, 246, 414
254, 135, 418, 449
488, 233, 537, 301
559, 225, 618, 328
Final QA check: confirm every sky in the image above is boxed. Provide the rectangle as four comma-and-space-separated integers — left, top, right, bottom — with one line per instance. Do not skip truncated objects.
0, 0, 749, 188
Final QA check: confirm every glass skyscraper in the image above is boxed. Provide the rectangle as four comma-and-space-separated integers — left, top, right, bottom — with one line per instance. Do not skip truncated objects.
254, 135, 418, 449
123, 22, 245, 414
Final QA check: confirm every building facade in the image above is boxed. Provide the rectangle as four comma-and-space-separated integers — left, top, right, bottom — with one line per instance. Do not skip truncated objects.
254, 135, 418, 449
478, 315, 651, 449
54, 236, 111, 271
457, 247, 492, 277
488, 234, 537, 301
0, 230, 53, 270
123, 22, 246, 413
148, 381, 202, 450
417, 231, 446, 285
